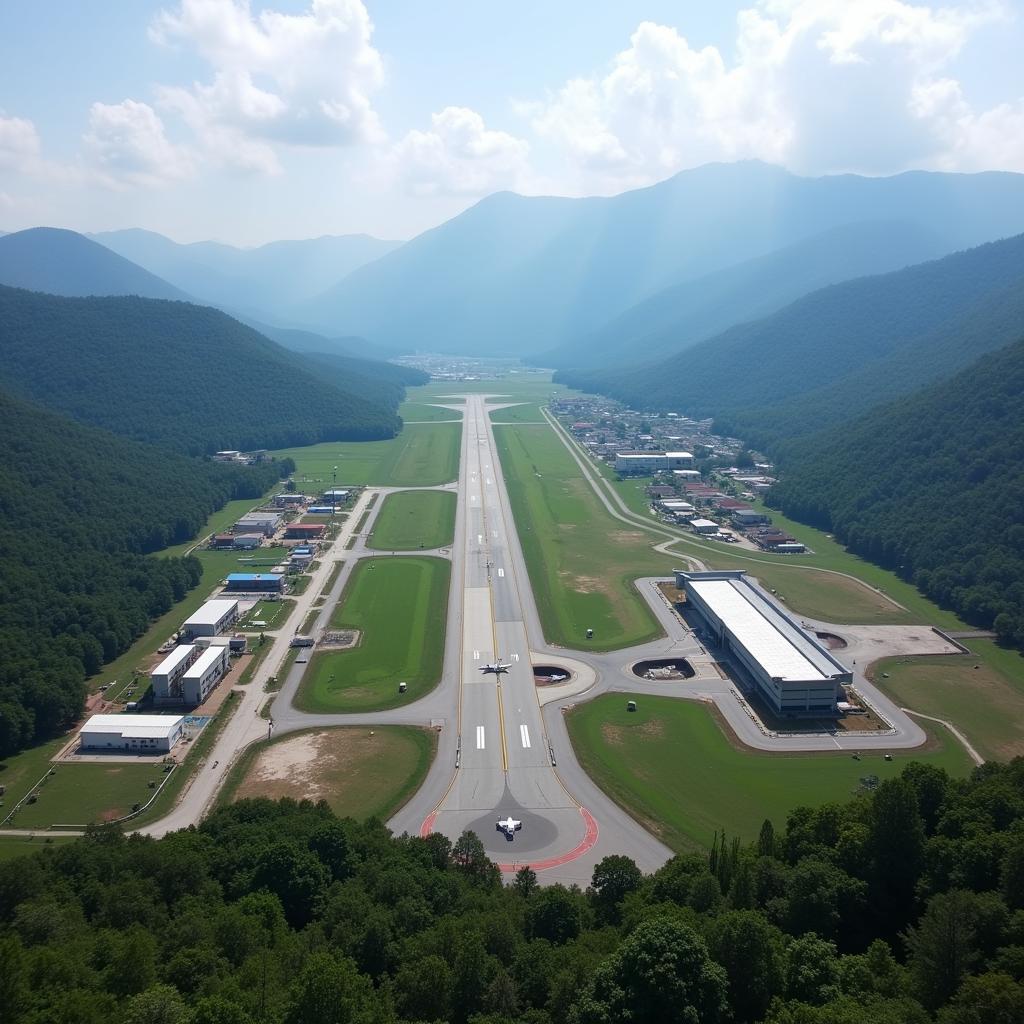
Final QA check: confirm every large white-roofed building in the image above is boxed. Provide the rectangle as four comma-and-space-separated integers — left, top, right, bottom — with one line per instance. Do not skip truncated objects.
182, 598, 239, 638
151, 644, 199, 703
675, 570, 851, 717
180, 645, 230, 706
79, 714, 184, 754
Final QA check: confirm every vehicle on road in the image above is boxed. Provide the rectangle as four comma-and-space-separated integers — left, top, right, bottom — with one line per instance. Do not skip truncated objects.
496, 816, 522, 840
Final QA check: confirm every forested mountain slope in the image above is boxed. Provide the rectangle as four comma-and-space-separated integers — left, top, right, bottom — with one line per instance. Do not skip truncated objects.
558, 233, 1024, 448
299, 162, 1024, 355
0, 389, 288, 758
540, 220, 950, 370
5, 763, 1024, 1023
0, 285, 404, 454
768, 338, 1024, 643
0, 227, 189, 301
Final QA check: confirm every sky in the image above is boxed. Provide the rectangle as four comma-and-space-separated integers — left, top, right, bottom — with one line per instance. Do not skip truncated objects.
1, 0, 1023, 246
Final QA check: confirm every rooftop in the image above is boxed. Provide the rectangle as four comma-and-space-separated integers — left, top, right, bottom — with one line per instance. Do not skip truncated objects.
82, 714, 184, 740
152, 644, 196, 676
184, 598, 238, 627
182, 645, 227, 678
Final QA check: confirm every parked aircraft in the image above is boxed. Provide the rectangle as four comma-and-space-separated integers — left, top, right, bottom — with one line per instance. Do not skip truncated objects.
496, 816, 522, 840
480, 661, 511, 675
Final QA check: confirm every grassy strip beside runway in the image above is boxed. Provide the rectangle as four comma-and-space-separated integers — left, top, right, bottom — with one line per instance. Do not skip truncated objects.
296, 556, 450, 712
368, 490, 456, 551
567, 694, 973, 852
494, 423, 675, 651
398, 401, 462, 422
221, 726, 436, 821
275, 423, 461, 488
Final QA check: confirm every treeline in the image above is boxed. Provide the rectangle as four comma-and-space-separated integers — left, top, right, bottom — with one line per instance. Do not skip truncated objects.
766, 339, 1024, 644
0, 389, 292, 758
0, 285, 406, 455
4, 760, 1024, 1023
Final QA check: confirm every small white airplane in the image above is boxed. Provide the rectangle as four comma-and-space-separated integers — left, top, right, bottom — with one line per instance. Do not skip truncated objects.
496, 816, 522, 840
480, 661, 512, 675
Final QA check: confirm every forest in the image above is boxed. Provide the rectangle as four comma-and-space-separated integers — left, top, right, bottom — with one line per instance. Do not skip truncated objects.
0, 388, 291, 758
0, 286, 417, 455
767, 338, 1024, 646
3, 758, 1024, 1023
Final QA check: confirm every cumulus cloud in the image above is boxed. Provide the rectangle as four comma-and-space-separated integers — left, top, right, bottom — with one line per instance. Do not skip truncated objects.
529, 1, 1018, 189
390, 107, 530, 196
0, 114, 42, 172
150, 0, 384, 172
83, 100, 194, 187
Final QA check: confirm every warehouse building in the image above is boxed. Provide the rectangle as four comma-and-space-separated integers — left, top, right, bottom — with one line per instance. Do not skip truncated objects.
232, 533, 262, 550
180, 645, 230, 705
224, 572, 283, 593
151, 644, 199, 703
285, 523, 325, 540
690, 518, 720, 535
307, 505, 340, 515
182, 598, 239, 638
322, 489, 350, 504
675, 570, 850, 717
79, 714, 184, 754
614, 451, 694, 475
233, 512, 282, 537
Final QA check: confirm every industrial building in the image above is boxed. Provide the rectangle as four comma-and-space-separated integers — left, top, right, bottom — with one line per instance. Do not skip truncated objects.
232, 533, 262, 549
307, 505, 339, 515
274, 493, 308, 508
675, 570, 850, 717
614, 451, 694, 475
180, 645, 230, 705
151, 644, 199, 703
232, 512, 282, 537
690, 518, 720, 535
285, 523, 325, 540
79, 714, 184, 754
195, 634, 247, 652
224, 572, 283, 593
182, 598, 239, 638
322, 489, 350, 503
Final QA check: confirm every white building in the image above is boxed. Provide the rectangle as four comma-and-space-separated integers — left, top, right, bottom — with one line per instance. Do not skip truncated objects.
181, 645, 230, 706
233, 512, 282, 537
151, 644, 199, 703
79, 714, 184, 754
690, 518, 720, 535
233, 533, 262, 550
615, 451, 694, 475
182, 598, 239, 638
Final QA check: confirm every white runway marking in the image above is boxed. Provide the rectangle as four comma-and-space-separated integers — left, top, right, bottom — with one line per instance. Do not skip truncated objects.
512, 653, 520, 662
486, 478, 492, 485
520, 724, 531, 748
497, 568, 505, 577
478, 534, 483, 543
473, 650, 480, 659
492, 530, 498, 538
476, 726, 485, 749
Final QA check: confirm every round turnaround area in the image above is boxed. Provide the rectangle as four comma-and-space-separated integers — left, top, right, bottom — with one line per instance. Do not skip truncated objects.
367, 489, 456, 551
631, 657, 695, 680
566, 694, 973, 851
222, 726, 435, 821
295, 556, 451, 712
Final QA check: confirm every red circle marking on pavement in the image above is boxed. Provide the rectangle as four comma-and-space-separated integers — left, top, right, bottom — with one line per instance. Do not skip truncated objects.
420, 811, 438, 837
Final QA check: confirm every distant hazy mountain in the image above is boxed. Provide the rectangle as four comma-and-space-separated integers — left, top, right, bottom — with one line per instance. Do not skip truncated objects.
540, 220, 951, 370
91, 228, 402, 315
0, 227, 189, 300
559, 232, 1024, 450
297, 161, 1024, 355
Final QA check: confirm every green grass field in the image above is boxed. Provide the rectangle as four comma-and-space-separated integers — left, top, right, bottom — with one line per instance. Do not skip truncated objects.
870, 640, 1024, 763
295, 556, 451, 712
160, 493, 275, 558
0, 734, 68, 825
494, 424, 675, 650
368, 490, 456, 550
222, 726, 436, 821
489, 402, 548, 423
237, 597, 294, 630
567, 694, 973, 851
0, 835, 76, 862
399, 401, 462, 422
275, 423, 461, 488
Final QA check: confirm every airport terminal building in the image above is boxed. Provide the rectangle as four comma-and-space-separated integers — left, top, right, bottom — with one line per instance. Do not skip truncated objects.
675, 570, 851, 717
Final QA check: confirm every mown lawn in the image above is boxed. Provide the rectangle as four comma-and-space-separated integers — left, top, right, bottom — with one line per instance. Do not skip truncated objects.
295, 556, 450, 712
398, 401, 462, 422
368, 490, 456, 551
222, 726, 436, 821
275, 423, 461, 488
567, 694, 973, 851
494, 424, 675, 650
0, 836, 75, 862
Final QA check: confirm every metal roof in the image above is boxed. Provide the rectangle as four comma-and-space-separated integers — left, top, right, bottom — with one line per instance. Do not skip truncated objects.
81, 714, 184, 740
688, 577, 839, 682
183, 599, 238, 628
226, 573, 282, 582
182, 645, 227, 679
152, 644, 196, 677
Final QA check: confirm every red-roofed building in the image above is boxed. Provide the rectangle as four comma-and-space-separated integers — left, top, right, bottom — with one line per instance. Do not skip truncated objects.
285, 523, 326, 540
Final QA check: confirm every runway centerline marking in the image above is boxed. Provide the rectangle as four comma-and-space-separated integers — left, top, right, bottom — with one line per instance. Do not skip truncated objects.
497, 568, 505, 577
476, 726, 485, 749
520, 724, 531, 748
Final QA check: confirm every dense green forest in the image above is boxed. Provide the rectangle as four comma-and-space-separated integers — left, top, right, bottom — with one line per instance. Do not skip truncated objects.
0, 389, 291, 758
4, 759, 1024, 1023
768, 338, 1024, 645
0, 285, 408, 455
556, 233, 1024, 449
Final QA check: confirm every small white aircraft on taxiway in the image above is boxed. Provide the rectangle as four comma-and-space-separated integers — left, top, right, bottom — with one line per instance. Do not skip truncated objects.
496, 816, 522, 840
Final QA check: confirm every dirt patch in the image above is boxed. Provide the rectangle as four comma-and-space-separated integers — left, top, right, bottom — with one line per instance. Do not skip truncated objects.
639, 717, 665, 740
658, 582, 686, 605
235, 731, 361, 804
568, 575, 609, 595
609, 531, 646, 544
601, 723, 625, 747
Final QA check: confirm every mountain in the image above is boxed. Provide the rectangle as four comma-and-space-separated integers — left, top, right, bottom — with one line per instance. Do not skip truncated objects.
0, 227, 189, 300
0, 285, 407, 455
540, 220, 951, 370
558, 233, 1024, 451
91, 227, 402, 316
297, 161, 1024, 355
768, 337, 1024, 644
0, 386, 287, 758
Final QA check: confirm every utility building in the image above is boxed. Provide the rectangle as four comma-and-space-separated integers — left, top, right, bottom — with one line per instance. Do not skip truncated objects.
79, 714, 184, 754
180, 645, 230, 705
225, 572, 283, 593
675, 570, 850, 717
182, 598, 239, 638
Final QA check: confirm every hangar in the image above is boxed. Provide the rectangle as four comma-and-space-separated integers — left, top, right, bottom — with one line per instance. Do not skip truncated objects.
79, 714, 184, 754
675, 570, 851, 717
182, 598, 239, 638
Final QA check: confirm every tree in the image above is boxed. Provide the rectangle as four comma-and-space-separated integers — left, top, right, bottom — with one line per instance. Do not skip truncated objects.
189, 996, 255, 1024
527, 885, 583, 944
938, 972, 1024, 1024
707, 910, 785, 1023
251, 842, 328, 927
285, 952, 377, 1024
905, 890, 983, 1010
785, 934, 840, 1005
394, 954, 453, 1022
123, 984, 187, 1024
514, 865, 539, 899
590, 855, 642, 923
451, 831, 500, 886
868, 779, 925, 931
759, 820, 777, 858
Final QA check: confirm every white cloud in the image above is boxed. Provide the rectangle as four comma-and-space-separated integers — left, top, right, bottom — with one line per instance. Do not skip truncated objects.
150, 0, 384, 172
529, 1, 1016, 190
83, 100, 194, 187
390, 107, 530, 196
0, 114, 42, 172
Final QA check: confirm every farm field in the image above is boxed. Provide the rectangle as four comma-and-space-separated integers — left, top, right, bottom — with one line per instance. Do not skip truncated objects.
223, 726, 435, 821
295, 556, 450, 712
368, 489, 456, 551
275, 422, 461, 487
494, 423, 675, 651
871, 640, 1024, 763
567, 694, 973, 851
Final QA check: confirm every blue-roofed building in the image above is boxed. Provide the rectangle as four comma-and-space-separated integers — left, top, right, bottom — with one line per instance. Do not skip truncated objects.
224, 572, 284, 593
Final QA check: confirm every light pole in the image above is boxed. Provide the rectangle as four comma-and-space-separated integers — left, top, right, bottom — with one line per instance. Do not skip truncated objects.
332, 465, 338, 512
